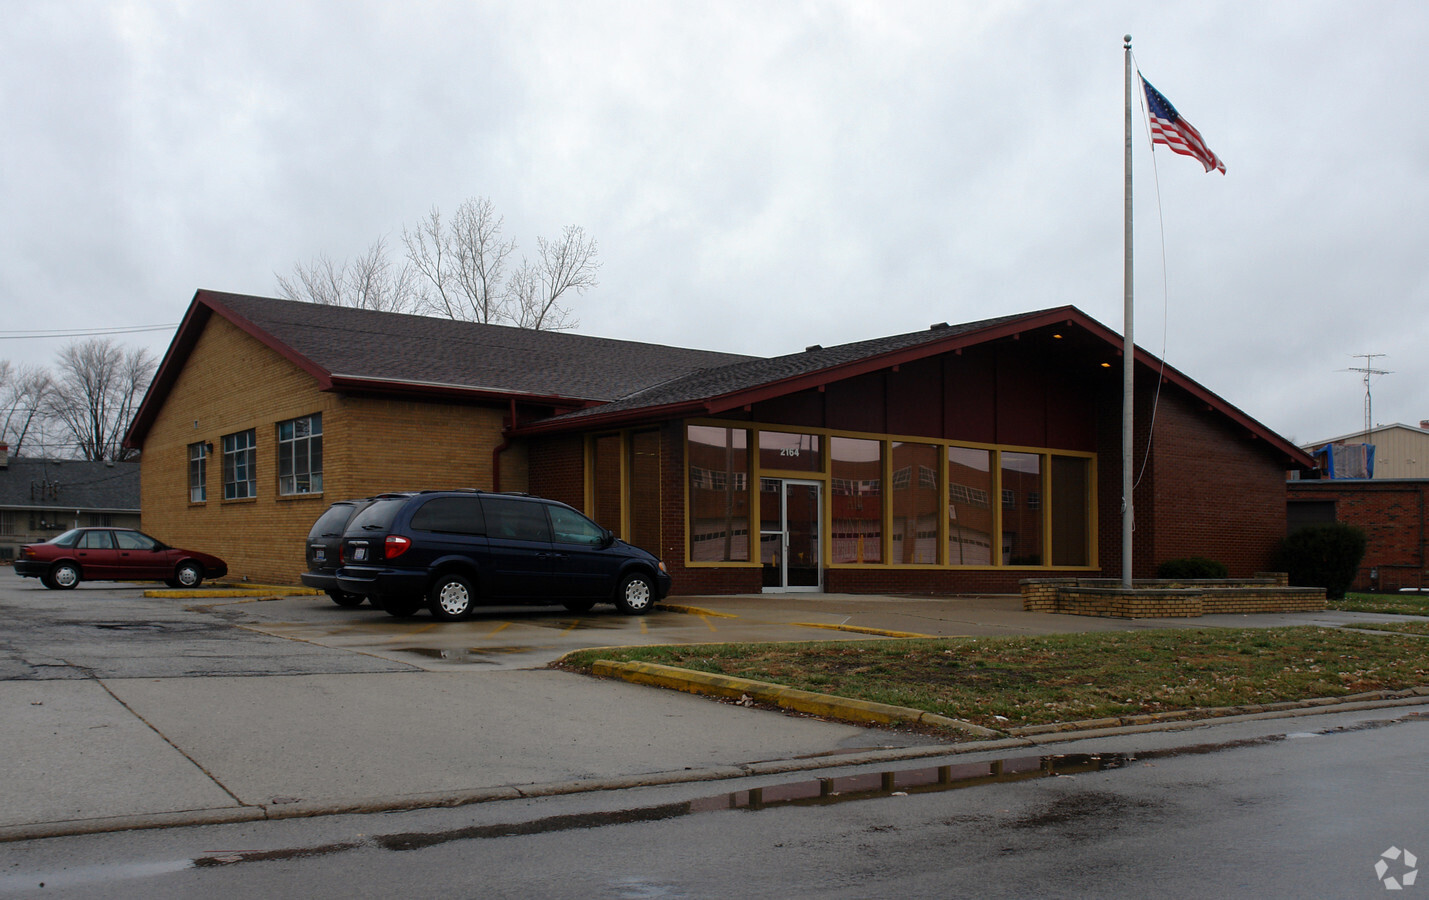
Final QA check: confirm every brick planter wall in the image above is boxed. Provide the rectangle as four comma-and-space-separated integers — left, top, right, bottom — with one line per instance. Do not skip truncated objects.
1021, 576, 1325, 618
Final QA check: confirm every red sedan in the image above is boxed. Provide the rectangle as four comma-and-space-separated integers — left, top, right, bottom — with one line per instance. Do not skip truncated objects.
15, 528, 228, 590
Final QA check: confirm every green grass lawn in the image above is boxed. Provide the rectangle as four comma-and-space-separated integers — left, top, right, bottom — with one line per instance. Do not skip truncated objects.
1332, 592, 1429, 616
561, 626, 1429, 729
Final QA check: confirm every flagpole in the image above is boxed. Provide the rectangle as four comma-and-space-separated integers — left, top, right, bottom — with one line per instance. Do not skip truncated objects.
1122, 34, 1135, 587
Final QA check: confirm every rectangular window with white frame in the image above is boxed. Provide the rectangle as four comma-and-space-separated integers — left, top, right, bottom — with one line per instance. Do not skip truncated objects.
188, 442, 208, 502
222, 429, 257, 500
277, 413, 323, 495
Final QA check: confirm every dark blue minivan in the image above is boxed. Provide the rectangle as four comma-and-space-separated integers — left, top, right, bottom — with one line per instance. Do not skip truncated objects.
335, 491, 672, 619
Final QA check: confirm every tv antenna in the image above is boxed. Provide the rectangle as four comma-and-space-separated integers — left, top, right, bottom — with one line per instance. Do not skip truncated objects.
1344, 353, 1391, 442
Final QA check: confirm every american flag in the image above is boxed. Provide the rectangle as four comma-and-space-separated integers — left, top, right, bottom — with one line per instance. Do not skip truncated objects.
1140, 75, 1225, 175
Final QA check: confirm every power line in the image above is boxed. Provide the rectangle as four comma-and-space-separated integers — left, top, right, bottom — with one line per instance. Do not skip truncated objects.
0, 324, 177, 340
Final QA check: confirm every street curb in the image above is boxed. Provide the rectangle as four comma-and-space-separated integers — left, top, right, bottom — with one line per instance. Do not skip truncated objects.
589, 659, 1001, 738
1006, 685, 1429, 736
585, 660, 1429, 744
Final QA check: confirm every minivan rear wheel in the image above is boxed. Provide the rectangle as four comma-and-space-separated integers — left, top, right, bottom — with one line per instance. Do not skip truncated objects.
428, 574, 476, 621
613, 572, 655, 615
327, 589, 364, 608
384, 598, 423, 617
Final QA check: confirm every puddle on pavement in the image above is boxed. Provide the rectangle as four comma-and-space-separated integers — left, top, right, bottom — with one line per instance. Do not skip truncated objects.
372, 752, 1130, 852
396, 646, 536, 664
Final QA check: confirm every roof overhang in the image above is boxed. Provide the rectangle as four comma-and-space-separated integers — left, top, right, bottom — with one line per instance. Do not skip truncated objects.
511, 307, 1315, 470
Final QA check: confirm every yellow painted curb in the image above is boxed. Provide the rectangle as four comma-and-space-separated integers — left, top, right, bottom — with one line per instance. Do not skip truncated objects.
145, 584, 322, 599
591, 659, 999, 739
660, 604, 740, 619
790, 622, 934, 639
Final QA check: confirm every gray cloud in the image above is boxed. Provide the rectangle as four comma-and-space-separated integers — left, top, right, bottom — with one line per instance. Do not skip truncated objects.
3, 1, 1426, 445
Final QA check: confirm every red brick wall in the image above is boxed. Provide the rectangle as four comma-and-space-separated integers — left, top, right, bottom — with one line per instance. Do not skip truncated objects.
527, 435, 585, 510
1145, 390, 1287, 576
1095, 381, 1288, 581
1286, 480, 1429, 591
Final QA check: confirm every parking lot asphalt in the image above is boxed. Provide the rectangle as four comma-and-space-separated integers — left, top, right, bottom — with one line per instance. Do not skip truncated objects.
1, 567, 1422, 842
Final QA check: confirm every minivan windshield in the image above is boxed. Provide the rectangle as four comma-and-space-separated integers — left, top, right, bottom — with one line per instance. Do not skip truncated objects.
345, 497, 408, 533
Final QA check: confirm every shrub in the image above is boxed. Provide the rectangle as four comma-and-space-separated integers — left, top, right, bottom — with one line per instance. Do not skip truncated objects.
1156, 557, 1229, 579
1273, 523, 1367, 599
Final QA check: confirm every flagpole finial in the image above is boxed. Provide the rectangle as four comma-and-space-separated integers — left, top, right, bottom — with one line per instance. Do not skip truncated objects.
1124, 34, 1132, 48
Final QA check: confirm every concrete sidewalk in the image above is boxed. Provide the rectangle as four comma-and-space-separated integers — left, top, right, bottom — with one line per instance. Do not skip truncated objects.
1, 589, 1421, 842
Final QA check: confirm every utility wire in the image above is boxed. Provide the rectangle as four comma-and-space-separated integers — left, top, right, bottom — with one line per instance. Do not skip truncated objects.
0, 324, 177, 340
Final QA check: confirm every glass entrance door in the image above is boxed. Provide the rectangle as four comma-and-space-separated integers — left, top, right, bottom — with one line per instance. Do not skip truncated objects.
760, 479, 822, 591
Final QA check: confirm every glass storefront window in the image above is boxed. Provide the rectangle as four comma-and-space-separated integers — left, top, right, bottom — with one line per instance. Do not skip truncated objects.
947, 446, 993, 565
758, 431, 821, 472
830, 437, 882, 564
687, 425, 751, 562
1001, 451, 1043, 566
891, 442, 939, 564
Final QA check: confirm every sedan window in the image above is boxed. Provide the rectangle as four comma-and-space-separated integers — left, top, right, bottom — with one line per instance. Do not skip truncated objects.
50, 529, 82, 547
79, 531, 114, 549
115, 531, 159, 551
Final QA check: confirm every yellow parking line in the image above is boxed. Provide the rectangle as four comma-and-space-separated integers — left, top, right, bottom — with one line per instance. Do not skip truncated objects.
639, 619, 649, 635
488, 622, 512, 636
386, 622, 440, 642
790, 622, 933, 638
661, 604, 739, 619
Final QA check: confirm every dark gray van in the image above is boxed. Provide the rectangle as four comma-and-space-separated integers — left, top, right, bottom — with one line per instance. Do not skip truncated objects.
299, 497, 383, 606
334, 491, 672, 619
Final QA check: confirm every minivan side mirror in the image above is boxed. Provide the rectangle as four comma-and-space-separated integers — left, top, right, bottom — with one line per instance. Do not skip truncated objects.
602, 528, 615, 548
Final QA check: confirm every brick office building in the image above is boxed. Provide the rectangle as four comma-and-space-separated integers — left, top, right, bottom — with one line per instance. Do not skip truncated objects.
126, 290, 1313, 592
1286, 479, 1429, 592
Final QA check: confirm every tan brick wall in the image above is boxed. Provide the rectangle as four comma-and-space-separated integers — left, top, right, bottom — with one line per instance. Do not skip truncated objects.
138, 314, 509, 584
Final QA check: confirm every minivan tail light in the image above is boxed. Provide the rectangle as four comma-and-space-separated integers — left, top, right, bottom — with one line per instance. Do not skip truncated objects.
385, 535, 412, 559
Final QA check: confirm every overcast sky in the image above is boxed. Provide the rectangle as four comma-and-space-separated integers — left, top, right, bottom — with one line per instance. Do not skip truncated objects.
4, 1, 1426, 445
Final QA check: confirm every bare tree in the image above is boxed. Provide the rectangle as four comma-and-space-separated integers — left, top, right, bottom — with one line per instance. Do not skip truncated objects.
404, 197, 520, 324
283, 200, 599, 330
402, 196, 597, 330
276, 236, 422, 313
0, 361, 53, 457
513, 225, 599, 330
46, 339, 156, 461
449, 197, 517, 324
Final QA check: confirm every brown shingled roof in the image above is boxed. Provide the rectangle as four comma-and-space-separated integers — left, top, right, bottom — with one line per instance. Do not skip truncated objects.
124, 290, 1314, 471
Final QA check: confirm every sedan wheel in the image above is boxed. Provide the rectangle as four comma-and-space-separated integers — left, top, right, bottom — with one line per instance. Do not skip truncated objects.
49, 563, 81, 590
614, 572, 655, 615
175, 562, 203, 588
428, 574, 476, 621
